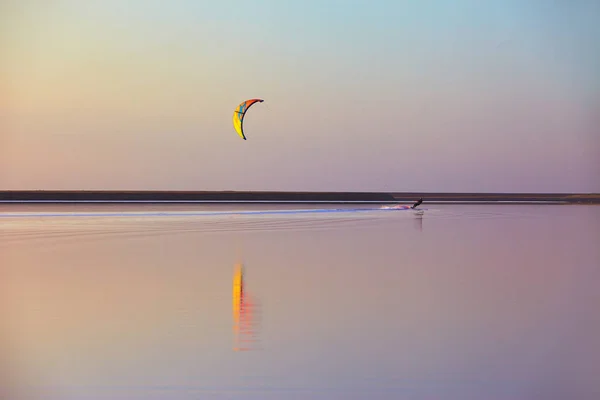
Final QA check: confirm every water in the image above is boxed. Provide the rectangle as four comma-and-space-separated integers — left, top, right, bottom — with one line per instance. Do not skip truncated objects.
1, 204, 599, 400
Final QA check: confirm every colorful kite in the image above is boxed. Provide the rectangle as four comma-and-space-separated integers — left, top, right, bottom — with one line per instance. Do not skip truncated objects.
232, 98, 264, 140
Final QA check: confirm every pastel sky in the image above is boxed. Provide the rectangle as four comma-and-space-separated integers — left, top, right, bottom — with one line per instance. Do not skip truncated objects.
2, 0, 599, 192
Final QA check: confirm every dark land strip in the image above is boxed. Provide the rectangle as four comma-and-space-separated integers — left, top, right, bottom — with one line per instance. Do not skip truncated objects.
1, 191, 598, 204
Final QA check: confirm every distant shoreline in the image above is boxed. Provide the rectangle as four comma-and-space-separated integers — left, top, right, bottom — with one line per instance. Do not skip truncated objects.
1, 191, 598, 204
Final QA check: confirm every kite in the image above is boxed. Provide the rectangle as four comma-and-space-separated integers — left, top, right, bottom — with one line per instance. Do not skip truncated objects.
232, 98, 264, 140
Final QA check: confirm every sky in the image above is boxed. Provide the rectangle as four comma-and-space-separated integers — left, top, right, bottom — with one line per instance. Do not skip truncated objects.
1, 0, 599, 192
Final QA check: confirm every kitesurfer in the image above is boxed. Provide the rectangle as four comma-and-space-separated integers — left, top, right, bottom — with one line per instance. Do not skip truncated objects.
411, 198, 423, 209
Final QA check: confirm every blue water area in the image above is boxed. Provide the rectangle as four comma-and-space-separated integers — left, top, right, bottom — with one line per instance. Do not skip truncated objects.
0, 205, 422, 219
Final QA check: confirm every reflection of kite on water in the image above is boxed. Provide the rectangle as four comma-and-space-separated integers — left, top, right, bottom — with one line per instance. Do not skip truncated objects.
232, 98, 264, 140
232, 263, 261, 351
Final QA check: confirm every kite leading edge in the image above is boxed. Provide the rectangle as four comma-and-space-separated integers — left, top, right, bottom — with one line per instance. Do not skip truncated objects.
232, 98, 264, 140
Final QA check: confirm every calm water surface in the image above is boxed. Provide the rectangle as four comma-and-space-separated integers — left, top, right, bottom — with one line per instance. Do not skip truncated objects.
1, 204, 599, 400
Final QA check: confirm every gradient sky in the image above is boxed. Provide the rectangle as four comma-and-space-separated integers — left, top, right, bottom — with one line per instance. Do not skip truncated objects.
2, 0, 599, 192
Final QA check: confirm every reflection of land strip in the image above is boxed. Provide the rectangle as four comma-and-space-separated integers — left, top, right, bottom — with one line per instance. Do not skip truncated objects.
1, 191, 598, 203
394, 193, 600, 204
233, 264, 261, 351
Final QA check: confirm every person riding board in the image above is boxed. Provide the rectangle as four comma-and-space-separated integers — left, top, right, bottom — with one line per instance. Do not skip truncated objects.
411, 198, 423, 209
